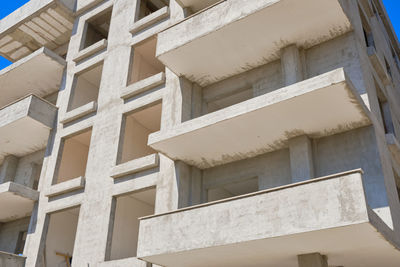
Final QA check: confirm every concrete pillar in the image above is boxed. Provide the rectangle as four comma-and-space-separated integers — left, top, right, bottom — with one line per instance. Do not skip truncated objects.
281, 44, 304, 86
298, 253, 328, 267
0, 155, 19, 183
289, 135, 314, 183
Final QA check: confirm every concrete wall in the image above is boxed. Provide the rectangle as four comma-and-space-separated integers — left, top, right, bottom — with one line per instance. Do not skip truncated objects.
0, 150, 44, 189
0, 217, 30, 254
19, 0, 400, 266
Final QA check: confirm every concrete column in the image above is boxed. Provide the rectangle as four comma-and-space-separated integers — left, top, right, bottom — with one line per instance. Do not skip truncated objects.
298, 253, 328, 267
281, 44, 304, 86
0, 155, 19, 183
289, 135, 315, 183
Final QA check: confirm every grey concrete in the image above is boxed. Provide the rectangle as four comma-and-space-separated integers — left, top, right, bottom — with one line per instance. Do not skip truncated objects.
0, 0, 399, 266
0, 155, 19, 183
0, 251, 26, 267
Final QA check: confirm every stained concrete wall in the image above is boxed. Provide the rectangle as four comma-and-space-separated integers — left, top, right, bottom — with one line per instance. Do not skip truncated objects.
314, 126, 388, 210
0, 150, 44, 189
0, 217, 30, 254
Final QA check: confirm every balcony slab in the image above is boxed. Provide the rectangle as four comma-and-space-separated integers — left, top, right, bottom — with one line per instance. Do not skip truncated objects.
157, 0, 351, 86
0, 95, 57, 164
0, 0, 75, 61
0, 47, 65, 107
0, 182, 39, 223
148, 69, 371, 169
137, 170, 400, 267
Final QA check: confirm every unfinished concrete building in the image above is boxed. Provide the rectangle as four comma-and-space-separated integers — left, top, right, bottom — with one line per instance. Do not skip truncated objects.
1, 0, 400, 266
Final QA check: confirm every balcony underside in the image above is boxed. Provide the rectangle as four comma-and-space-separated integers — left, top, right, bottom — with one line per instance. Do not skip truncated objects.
138, 171, 400, 267
0, 0, 75, 61
0, 47, 65, 107
157, 0, 351, 86
148, 69, 371, 169
0, 182, 39, 223
0, 95, 57, 164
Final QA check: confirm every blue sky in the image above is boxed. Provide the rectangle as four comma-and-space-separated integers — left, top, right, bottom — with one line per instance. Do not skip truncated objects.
0, 0, 399, 70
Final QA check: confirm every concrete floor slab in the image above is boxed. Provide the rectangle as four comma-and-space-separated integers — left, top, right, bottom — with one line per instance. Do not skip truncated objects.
0, 182, 39, 223
149, 68, 371, 169
0, 95, 57, 164
157, 0, 352, 86
0, 47, 65, 107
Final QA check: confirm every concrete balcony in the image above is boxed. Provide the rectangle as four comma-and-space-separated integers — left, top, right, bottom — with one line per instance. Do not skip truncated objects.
148, 69, 371, 169
157, 0, 352, 86
0, 251, 26, 267
137, 170, 400, 267
0, 47, 66, 107
0, 0, 75, 61
0, 95, 57, 164
0, 182, 39, 223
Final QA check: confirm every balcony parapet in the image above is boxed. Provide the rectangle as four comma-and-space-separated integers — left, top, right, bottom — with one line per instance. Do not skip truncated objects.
137, 169, 400, 267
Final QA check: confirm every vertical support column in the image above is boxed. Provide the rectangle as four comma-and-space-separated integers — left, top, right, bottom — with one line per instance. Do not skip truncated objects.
281, 44, 304, 86
298, 253, 328, 267
289, 135, 315, 183
0, 155, 19, 183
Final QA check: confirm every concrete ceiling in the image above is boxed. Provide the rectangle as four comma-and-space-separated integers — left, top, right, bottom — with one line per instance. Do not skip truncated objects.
0, 47, 65, 108
143, 223, 400, 267
0, 182, 39, 223
157, 0, 352, 86
0, 0, 75, 61
148, 69, 371, 169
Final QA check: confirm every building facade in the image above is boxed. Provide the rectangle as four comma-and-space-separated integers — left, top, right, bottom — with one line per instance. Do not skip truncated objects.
0, 0, 400, 266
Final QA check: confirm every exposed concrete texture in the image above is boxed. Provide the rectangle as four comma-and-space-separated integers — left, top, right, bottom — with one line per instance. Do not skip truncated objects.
281, 45, 304, 86
0, 155, 19, 184
0, 0, 75, 61
0, 217, 30, 254
149, 68, 371, 169
289, 135, 315, 183
0, 251, 25, 267
137, 171, 400, 267
2, 0, 398, 266
156, 0, 351, 86
0, 182, 39, 222
0, 95, 57, 164
0, 47, 65, 107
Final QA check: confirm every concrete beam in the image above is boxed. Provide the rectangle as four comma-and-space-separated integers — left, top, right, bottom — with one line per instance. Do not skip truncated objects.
297, 253, 328, 267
